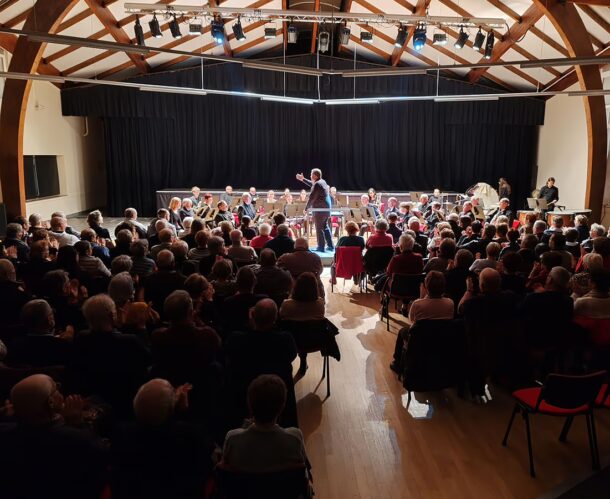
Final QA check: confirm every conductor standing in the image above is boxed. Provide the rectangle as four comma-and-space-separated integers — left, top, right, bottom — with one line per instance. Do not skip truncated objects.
296, 168, 334, 252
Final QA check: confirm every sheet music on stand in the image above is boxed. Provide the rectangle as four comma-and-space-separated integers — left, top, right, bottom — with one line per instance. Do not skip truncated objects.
526, 198, 548, 211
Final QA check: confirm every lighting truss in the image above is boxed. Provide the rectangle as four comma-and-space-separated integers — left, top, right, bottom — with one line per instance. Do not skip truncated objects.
124, 3, 506, 29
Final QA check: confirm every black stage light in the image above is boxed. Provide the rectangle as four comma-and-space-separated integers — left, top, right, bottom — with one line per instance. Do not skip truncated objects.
149, 14, 162, 38
232, 18, 246, 41
454, 26, 468, 49
484, 31, 494, 59
339, 24, 350, 44
169, 14, 182, 39
318, 29, 330, 52
472, 28, 485, 51
134, 16, 145, 46
395, 25, 407, 48
360, 30, 373, 44
432, 32, 447, 46
211, 19, 225, 44
264, 27, 277, 39
287, 23, 298, 44
413, 24, 426, 51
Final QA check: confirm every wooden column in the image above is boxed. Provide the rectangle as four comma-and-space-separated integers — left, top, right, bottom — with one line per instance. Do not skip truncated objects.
0, 0, 78, 219
533, 0, 607, 222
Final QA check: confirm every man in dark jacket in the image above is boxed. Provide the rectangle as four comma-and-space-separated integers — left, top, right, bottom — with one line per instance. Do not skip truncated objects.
297, 168, 333, 252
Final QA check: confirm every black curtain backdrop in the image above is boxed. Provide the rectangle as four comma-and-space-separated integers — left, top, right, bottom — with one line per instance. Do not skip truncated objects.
61, 55, 545, 216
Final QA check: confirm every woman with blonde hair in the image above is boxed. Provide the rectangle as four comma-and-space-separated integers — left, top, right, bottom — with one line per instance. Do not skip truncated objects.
168, 197, 183, 229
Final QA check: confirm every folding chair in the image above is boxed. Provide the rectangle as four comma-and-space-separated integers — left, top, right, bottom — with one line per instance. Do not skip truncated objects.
380, 273, 424, 330
331, 246, 365, 292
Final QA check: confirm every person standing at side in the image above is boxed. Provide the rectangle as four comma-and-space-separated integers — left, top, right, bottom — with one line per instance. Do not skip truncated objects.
296, 168, 333, 252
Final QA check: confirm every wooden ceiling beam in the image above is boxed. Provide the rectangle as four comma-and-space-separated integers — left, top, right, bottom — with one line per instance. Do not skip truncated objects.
563, 0, 610, 5
0, 0, 20, 14
478, 0, 570, 57
57, 0, 120, 33
542, 44, 610, 92
1, 7, 30, 28
533, 0, 606, 222
390, 0, 430, 67
83, 0, 150, 73
579, 5, 610, 36
310, 0, 321, 54
0, 0, 79, 219
467, 4, 542, 83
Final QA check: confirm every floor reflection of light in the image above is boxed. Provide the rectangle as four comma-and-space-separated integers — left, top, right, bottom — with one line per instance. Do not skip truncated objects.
402, 393, 435, 419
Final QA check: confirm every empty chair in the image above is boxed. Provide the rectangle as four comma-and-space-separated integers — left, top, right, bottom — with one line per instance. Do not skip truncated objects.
331, 246, 365, 292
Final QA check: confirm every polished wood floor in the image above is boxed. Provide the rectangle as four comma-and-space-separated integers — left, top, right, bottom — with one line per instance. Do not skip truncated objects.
295, 276, 610, 499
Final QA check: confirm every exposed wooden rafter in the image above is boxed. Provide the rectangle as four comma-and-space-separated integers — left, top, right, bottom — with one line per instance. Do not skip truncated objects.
579, 5, 610, 36
390, 0, 430, 67
543, 45, 610, 92
83, 0, 150, 73
467, 4, 542, 83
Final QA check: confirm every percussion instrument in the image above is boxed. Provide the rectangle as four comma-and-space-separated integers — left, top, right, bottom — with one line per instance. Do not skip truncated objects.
545, 209, 591, 228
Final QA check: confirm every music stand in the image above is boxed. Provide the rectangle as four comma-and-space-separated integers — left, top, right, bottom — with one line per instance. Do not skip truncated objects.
526, 198, 538, 210
336, 194, 348, 207
410, 192, 421, 202
536, 199, 548, 211
360, 206, 376, 221
348, 197, 361, 209
472, 205, 485, 220
284, 204, 301, 218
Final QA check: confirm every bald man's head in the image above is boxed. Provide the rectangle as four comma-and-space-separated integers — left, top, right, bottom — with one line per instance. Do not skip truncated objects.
11, 374, 62, 425
479, 268, 501, 294
294, 237, 309, 250
251, 298, 278, 331
0, 259, 16, 282
133, 379, 176, 426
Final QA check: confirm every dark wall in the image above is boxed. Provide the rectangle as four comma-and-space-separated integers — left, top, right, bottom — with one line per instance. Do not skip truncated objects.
62, 55, 545, 216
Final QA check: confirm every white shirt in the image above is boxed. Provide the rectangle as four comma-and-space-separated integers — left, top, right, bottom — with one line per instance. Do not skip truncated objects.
49, 230, 79, 247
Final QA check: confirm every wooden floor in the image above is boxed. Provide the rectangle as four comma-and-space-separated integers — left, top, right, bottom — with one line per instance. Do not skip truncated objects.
296, 278, 610, 499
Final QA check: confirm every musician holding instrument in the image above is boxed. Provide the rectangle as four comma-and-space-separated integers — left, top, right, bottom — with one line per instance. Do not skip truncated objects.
214, 200, 234, 226
416, 194, 430, 216
384, 197, 399, 219
539, 177, 559, 211
189, 186, 203, 208
237, 192, 256, 222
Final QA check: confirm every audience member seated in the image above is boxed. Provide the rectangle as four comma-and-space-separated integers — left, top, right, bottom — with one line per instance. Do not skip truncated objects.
519, 267, 573, 350
142, 250, 186, 317
87, 210, 111, 240
541, 216, 564, 245
41, 269, 86, 331
581, 223, 605, 253
111, 379, 215, 499
150, 228, 174, 261
444, 249, 475, 311
571, 252, 604, 299
279, 272, 325, 374
526, 251, 563, 291
80, 228, 111, 267
221, 374, 307, 473
499, 229, 520, 258
3, 223, 30, 262
19, 240, 56, 296
130, 240, 155, 279
199, 236, 232, 277
365, 219, 394, 249
71, 294, 150, 416
110, 229, 134, 261
386, 213, 403, 244
250, 223, 273, 251
0, 374, 108, 499
270, 213, 295, 239
111, 255, 133, 276
549, 233, 573, 271
253, 249, 293, 307
564, 228, 581, 260
108, 272, 135, 322
278, 237, 324, 298
211, 260, 238, 302
573, 269, 610, 347
8, 299, 74, 367
499, 252, 526, 296
188, 230, 210, 262
386, 234, 424, 275
75, 241, 111, 279
151, 291, 220, 390
336, 221, 365, 250
222, 267, 267, 333
264, 224, 295, 258
49, 216, 79, 247
469, 242, 501, 274
120, 207, 147, 239
180, 218, 204, 249
225, 300, 298, 427
239, 216, 257, 241
391, 271, 454, 373
228, 229, 258, 263
407, 218, 429, 257
423, 238, 456, 273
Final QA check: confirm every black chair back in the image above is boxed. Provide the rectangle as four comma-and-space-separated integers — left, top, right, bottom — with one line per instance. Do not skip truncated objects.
215, 466, 310, 499
280, 319, 339, 357
402, 319, 466, 392
539, 371, 606, 410
363, 246, 394, 276
387, 273, 424, 298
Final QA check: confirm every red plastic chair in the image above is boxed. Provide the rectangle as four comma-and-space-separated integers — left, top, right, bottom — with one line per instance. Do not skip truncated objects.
332, 246, 365, 292
574, 315, 610, 347
502, 371, 606, 477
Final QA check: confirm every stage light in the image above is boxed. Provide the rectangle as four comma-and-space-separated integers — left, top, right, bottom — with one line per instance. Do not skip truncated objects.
211, 19, 225, 45
134, 16, 145, 46
453, 27, 468, 49
169, 14, 182, 39
472, 28, 485, 51
318, 29, 330, 52
264, 27, 277, 39
484, 31, 494, 59
339, 24, 351, 45
360, 30, 373, 44
232, 18, 246, 41
394, 25, 407, 48
432, 32, 447, 46
287, 24, 298, 44
149, 14, 162, 38
413, 24, 426, 51
189, 23, 202, 35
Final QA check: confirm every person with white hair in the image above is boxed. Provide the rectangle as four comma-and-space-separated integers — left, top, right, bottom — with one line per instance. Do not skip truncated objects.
111, 378, 216, 498
179, 198, 195, 221
9, 299, 74, 367
582, 223, 606, 253
277, 237, 324, 298
365, 219, 393, 249
490, 198, 514, 226
386, 234, 424, 276
263, 223, 295, 258
72, 294, 151, 415
237, 192, 256, 222
49, 216, 80, 247
0, 374, 108, 499
250, 222, 273, 251
179, 216, 194, 238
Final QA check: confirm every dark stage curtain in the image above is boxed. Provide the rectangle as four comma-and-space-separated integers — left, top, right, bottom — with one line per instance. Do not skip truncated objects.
62, 55, 545, 216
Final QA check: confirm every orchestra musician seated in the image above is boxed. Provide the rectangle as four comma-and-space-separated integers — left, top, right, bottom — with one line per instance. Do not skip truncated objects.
237, 192, 256, 222
214, 200, 234, 227
179, 198, 195, 221
189, 186, 202, 207
384, 197, 399, 219
399, 202, 415, 226
490, 198, 514, 226
358, 194, 380, 237
416, 194, 429, 215
220, 185, 234, 205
